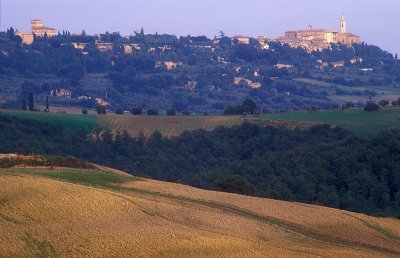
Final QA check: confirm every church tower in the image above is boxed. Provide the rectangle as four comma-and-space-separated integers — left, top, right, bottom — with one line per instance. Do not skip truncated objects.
340, 15, 346, 33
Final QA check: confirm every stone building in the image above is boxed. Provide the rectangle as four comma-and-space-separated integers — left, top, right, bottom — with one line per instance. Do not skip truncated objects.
31, 20, 56, 37
278, 16, 360, 52
16, 20, 56, 44
231, 35, 250, 45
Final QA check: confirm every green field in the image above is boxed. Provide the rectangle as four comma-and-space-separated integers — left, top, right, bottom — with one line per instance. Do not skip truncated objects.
0, 109, 97, 132
263, 108, 400, 135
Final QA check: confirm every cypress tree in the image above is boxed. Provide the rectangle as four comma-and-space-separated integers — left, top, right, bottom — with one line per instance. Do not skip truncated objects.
22, 98, 27, 110
45, 96, 49, 112
28, 92, 34, 111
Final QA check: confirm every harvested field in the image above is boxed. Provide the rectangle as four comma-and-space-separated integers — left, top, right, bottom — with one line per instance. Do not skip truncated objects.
1, 165, 400, 257
97, 115, 243, 138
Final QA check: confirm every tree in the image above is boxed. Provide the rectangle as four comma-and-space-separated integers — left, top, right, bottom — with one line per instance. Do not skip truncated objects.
342, 101, 354, 110
115, 108, 124, 115
392, 97, 400, 106
45, 96, 50, 112
378, 99, 389, 107
132, 108, 143, 115
364, 101, 380, 112
96, 105, 107, 114
28, 92, 34, 111
22, 98, 27, 110
166, 109, 176, 116
214, 175, 256, 196
242, 99, 257, 114
181, 110, 191, 116
147, 109, 159, 116
224, 98, 257, 115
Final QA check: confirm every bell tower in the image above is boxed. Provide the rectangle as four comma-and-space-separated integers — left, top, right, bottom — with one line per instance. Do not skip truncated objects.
340, 15, 346, 33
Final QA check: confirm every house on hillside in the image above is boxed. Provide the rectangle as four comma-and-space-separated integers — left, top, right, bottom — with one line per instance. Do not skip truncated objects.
51, 89, 72, 98
231, 35, 250, 45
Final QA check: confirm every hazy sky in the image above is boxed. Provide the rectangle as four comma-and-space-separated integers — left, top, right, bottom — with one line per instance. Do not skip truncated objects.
2, 0, 399, 55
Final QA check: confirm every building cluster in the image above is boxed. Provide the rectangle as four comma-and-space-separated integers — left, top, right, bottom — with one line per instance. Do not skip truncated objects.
277, 16, 360, 52
16, 20, 56, 44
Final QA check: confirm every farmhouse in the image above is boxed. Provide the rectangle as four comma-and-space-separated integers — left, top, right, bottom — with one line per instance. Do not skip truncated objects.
51, 89, 72, 98
231, 35, 250, 45
276, 64, 294, 69
96, 43, 114, 52
233, 77, 262, 89
96, 98, 109, 106
156, 61, 183, 70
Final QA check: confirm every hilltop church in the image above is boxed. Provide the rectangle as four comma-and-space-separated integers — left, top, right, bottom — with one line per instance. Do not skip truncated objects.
278, 16, 360, 52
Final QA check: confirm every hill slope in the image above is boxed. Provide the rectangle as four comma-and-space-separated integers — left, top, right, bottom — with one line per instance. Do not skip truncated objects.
263, 108, 400, 135
1, 165, 400, 257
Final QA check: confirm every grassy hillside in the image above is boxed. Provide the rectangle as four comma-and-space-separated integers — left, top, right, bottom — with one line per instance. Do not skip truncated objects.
263, 108, 400, 135
1, 162, 400, 257
97, 115, 243, 138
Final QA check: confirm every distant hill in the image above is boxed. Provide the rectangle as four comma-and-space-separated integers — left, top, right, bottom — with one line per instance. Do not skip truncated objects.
1, 159, 400, 257
1, 28, 399, 113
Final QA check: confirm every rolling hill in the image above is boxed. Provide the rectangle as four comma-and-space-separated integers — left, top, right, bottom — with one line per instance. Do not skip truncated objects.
1, 158, 400, 257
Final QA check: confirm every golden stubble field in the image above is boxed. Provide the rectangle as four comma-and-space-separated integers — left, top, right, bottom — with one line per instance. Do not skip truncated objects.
97, 115, 243, 138
1, 167, 400, 258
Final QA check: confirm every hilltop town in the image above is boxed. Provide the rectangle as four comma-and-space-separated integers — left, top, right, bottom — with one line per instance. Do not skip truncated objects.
15, 16, 359, 53
0, 17, 398, 114
279, 16, 360, 52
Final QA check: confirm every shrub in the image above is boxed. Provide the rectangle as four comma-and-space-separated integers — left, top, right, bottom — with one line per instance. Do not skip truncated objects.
331, 103, 339, 109
181, 110, 191, 116
132, 108, 142, 115
115, 108, 124, 115
147, 109, 159, 116
214, 174, 256, 196
166, 109, 176, 116
364, 101, 381, 112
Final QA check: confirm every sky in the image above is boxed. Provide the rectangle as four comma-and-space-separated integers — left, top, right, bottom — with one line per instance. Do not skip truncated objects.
1, 0, 399, 55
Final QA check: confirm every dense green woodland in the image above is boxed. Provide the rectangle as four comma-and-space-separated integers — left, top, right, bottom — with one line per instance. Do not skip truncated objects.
1, 28, 399, 113
0, 113, 399, 217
